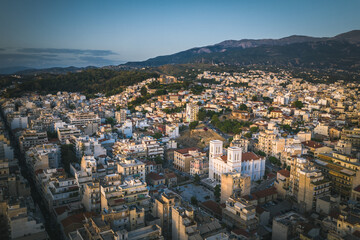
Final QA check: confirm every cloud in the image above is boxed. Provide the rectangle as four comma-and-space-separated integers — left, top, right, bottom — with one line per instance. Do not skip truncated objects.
0, 48, 5, 51
18, 48, 117, 56
0, 48, 124, 68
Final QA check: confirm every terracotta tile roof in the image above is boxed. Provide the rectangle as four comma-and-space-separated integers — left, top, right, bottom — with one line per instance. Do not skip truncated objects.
147, 172, 165, 181
232, 228, 250, 237
175, 147, 199, 154
353, 185, 360, 193
55, 206, 69, 215
200, 200, 222, 217
252, 187, 277, 199
242, 152, 260, 161
221, 155, 227, 163
256, 206, 266, 214
302, 140, 323, 149
61, 212, 95, 228
165, 172, 177, 179
278, 169, 290, 178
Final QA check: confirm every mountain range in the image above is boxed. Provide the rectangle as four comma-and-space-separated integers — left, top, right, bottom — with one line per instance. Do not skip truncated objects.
122, 30, 360, 70
1, 30, 360, 75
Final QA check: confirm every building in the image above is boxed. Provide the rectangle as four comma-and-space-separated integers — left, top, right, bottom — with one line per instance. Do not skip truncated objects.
172, 205, 198, 240
117, 158, 146, 181
190, 154, 209, 176
315, 154, 360, 200
142, 137, 164, 160
57, 124, 81, 144
152, 192, 179, 237
185, 103, 199, 123
46, 176, 81, 209
67, 112, 101, 127
174, 147, 206, 173
272, 212, 305, 240
209, 140, 265, 182
222, 197, 258, 231
220, 172, 251, 203
289, 157, 331, 212
19, 130, 48, 152
7, 198, 49, 240
257, 129, 277, 155
341, 128, 360, 148
115, 109, 127, 124
82, 182, 101, 213
274, 169, 290, 199
26, 144, 61, 170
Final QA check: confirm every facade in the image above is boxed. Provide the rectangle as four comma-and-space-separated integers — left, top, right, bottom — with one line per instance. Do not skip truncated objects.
289, 157, 331, 212
173, 147, 206, 173
315, 154, 360, 200
117, 159, 146, 181
115, 109, 127, 124
341, 128, 360, 148
222, 197, 258, 231
221, 172, 251, 203
67, 112, 101, 127
57, 124, 81, 144
19, 130, 48, 152
209, 140, 265, 182
152, 192, 179, 238
172, 205, 198, 240
185, 103, 199, 123
82, 182, 101, 213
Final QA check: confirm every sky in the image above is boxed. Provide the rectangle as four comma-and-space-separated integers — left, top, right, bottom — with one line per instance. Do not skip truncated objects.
0, 0, 360, 69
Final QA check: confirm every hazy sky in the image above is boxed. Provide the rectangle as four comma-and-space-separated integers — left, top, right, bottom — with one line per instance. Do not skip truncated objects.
1, 0, 359, 68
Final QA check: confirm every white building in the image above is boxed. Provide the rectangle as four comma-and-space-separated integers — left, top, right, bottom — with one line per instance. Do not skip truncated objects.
185, 103, 199, 122
209, 140, 265, 182
166, 124, 179, 139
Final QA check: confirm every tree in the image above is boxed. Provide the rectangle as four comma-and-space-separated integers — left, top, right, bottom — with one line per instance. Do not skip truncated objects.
140, 86, 147, 96
194, 174, 200, 184
152, 132, 163, 139
214, 184, 221, 201
250, 127, 259, 133
293, 100, 304, 109
239, 104, 248, 111
106, 117, 115, 126
252, 95, 258, 101
189, 121, 199, 130
198, 110, 206, 121
153, 156, 164, 165
191, 196, 198, 206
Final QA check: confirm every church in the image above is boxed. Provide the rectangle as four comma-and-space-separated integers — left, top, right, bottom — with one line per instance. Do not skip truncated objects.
209, 140, 266, 182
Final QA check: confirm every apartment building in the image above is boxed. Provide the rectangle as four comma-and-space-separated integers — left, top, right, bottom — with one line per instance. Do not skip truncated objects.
117, 158, 146, 181
221, 172, 251, 203
185, 103, 199, 122
173, 147, 206, 173
19, 130, 48, 152
222, 197, 258, 231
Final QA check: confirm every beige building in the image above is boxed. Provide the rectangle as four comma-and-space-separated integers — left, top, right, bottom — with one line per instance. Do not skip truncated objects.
274, 169, 290, 199
172, 205, 198, 240
289, 157, 331, 212
173, 147, 205, 173
82, 182, 101, 213
272, 212, 305, 240
117, 158, 146, 181
220, 172, 251, 203
152, 192, 179, 238
185, 103, 199, 122
257, 129, 277, 155
222, 197, 258, 231
341, 128, 360, 148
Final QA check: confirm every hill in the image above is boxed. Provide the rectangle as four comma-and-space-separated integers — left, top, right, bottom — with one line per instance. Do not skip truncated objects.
2, 68, 159, 98
123, 30, 360, 70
